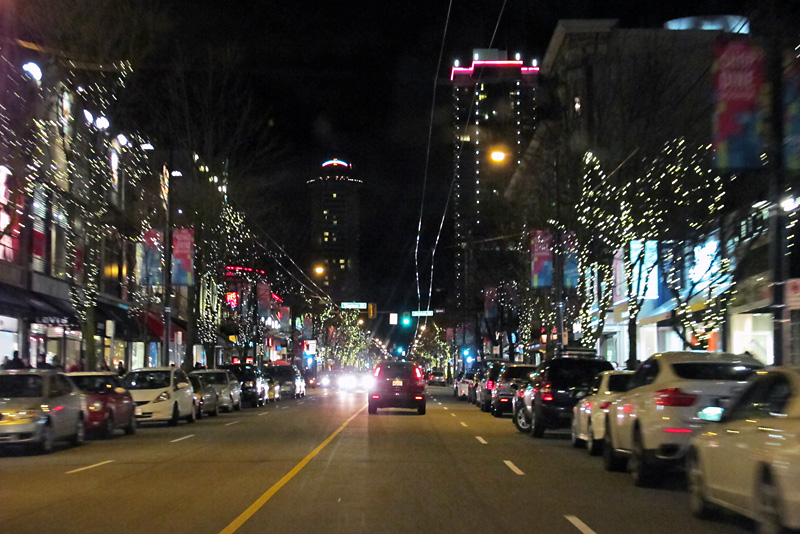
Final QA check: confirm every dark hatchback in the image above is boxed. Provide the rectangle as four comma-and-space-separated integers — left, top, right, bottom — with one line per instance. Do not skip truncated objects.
220, 364, 266, 407
528, 357, 614, 438
368, 361, 427, 415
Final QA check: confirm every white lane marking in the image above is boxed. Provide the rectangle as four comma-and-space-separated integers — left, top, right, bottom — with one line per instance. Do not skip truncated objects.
281, 406, 289, 410
504, 460, 524, 475
258, 412, 270, 416
170, 434, 195, 443
460, 422, 468, 427
451, 413, 456, 417
66, 460, 114, 474
565, 515, 597, 534
476, 436, 488, 444
443, 407, 449, 410
225, 421, 240, 426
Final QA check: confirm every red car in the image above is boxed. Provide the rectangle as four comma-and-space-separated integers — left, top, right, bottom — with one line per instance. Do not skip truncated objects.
67, 372, 137, 439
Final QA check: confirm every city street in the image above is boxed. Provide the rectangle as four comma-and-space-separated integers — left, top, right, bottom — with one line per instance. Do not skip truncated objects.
1, 386, 753, 534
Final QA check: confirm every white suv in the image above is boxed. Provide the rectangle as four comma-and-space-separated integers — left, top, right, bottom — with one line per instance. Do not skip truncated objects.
603, 351, 763, 486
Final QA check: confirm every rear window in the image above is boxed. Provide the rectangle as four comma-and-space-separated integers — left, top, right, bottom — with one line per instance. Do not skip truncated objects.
70, 375, 116, 393
380, 363, 415, 379
487, 364, 504, 380
548, 360, 613, 387
0, 374, 43, 397
671, 363, 762, 381
196, 372, 227, 385
266, 367, 294, 379
607, 374, 630, 392
504, 366, 535, 379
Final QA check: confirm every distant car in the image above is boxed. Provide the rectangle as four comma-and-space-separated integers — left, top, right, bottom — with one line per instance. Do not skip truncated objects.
526, 357, 615, 438
265, 365, 298, 399
491, 364, 536, 417
468, 369, 484, 404
190, 369, 242, 412
476, 361, 506, 413
368, 361, 426, 415
456, 371, 475, 400
427, 371, 447, 387
512, 371, 537, 433
294, 367, 306, 398
221, 364, 267, 407
68, 371, 137, 439
318, 372, 336, 388
604, 351, 763, 487
122, 367, 195, 425
303, 372, 317, 389
189, 374, 220, 418
570, 370, 633, 454
264, 376, 281, 401
338, 371, 372, 391
688, 366, 800, 533
0, 370, 86, 453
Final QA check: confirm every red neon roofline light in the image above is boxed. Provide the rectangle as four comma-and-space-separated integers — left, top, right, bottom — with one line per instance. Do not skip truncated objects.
450, 60, 539, 81
322, 158, 350, 168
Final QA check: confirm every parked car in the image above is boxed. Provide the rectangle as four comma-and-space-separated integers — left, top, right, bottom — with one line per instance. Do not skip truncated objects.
468, 369, 484, 404
570, 370, 633, 454
189, 374, 220, 418
526, 357, 615, 438
68, 371, 136, 439
491, 364, 536, 417
0, 370, 85, 453
221, 364, 267, 407
190, 369, 242, 412
265, 364, 298, 399
688, 366, 800, 533
122, 367, 195, 425
603, 351, 763, 487
427, 370, 447, 387
294, 367, 306, 398
368, 361, 426, 415
453, 372, 463, 397
265, 375, 281, 401
512, 371, 537, 433
456, 371, 475, 400
476, 361, 506, 412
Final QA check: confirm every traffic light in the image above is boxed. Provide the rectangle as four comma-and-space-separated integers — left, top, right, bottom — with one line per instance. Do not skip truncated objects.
401, 312, 412, 327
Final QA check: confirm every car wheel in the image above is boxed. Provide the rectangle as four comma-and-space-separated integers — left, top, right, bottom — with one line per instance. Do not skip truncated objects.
124, 410, 137, 435
530, 407, 545, 438
480, 398, 490, 413
225, 396, 234, 413
688, 450, 715, 519
755, 470, 786, 534
368, 402, 377, 415
630, 429, 657, 487
571, 417, 584, 448
38, 423, 54, 454
101, 412, 115, 440
186, 405, 196, 424
234, 398, 242, 411
211, 399, 219, 417
417, 403, 426, 415
167, 404, 180, 426
513, 406, 531, 433
196, 403, 203, 419
603, 422, 627, 472
491, 403, 502, 418
70, 416, 85, 447
586, 421, 602, 456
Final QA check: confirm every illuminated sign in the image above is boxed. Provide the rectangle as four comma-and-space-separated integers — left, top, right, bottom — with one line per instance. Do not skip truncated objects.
341, 302, 367, 310
225, 291, 239, 308
450, 59, 539, 81
322, 158, 350, 168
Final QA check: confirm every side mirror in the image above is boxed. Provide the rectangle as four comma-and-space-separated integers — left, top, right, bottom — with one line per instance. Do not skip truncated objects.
114, 387, 127, 395
176, 381, 190, 390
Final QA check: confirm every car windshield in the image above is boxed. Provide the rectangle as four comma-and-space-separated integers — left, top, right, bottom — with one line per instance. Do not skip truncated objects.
123, 371, 171, 390
549, 360, 614, 387
0, 374, 43, 397
266, 367, 294, 379
505, 366, 535, 379
70, 375, 115, 393
197, 372, 227, 385
380, 363, 415, 379
607, 374, 631, 392
671, 362, 762, 381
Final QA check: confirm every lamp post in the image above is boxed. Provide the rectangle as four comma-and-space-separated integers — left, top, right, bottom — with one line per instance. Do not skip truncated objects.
160, 165, 172, 367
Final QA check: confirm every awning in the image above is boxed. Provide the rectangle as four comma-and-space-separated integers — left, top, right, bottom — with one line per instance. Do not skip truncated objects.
0, 283, 34, 317
95, 302, 145, 340
141, 310, 186, 342
30, 294, 79, 327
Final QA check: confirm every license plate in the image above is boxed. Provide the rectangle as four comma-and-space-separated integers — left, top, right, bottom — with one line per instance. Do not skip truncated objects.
392, 379, 404, 387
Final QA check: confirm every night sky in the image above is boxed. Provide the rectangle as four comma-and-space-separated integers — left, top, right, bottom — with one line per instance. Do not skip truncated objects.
166, 1, 753, 328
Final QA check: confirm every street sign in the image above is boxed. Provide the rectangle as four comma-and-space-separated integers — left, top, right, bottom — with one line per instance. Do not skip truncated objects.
389, 313, 398, 325
411, 310, 433, 317
341, 302, 367, 310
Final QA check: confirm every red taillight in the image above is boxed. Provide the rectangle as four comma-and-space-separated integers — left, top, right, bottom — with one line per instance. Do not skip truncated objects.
373, 368, 381, 378
414, 367, 423, 380
371, 394, 381, 399
414, 396, 423, 400
663, 428, 692, 434
654, 388, 698, 407
500, 398, 509, 403
600, 401, 612, 410
541, 382, 553, 402
487, 380, 495, 390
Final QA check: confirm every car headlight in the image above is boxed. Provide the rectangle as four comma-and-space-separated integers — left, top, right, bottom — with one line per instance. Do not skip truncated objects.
245, 381, 255, 388
154, 391, 170, 403
1, 410, 40, 423
88, 401, 104, 412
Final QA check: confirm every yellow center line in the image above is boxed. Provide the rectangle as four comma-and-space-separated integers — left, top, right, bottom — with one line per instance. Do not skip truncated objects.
218, 404, 366, 534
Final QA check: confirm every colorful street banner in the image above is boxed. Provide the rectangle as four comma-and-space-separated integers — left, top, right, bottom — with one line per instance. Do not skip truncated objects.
137, 228, 163, 286
784, 53, 800, 172
171, 228, 194, 286
531, 230, 553, 288
563, 231, 579, 289
712, 39, 766, 171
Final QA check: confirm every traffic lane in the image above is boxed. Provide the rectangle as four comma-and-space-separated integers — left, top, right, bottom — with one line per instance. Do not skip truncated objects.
433, 389, 751, 534
232, 388, 586, 534
0, 390, 351, 534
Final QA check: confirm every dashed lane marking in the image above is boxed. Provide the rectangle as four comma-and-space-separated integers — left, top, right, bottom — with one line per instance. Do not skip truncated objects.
476, 436, 487, 444
66, 460, 114, 474
504, 460, 524, 475
170, 434, 195, 443
565, 516, 597, 534
460, 422, 468, 427
225, 421, 240, 426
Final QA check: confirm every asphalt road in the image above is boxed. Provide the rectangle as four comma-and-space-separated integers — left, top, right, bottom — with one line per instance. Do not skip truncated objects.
0, 386, 755, 534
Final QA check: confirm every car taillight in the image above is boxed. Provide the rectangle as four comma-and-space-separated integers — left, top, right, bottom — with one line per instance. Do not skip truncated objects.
541, 382, 553, 402
373, 368, 381, 378
654, 388, 698, 407
599, 401, 612, 410
371, 394, 381, 399
414, 367, 423, 380
487, 380, 495, 390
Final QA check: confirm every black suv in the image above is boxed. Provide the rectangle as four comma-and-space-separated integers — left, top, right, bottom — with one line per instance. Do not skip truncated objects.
220, 364, 267, 407
491, 364, 536, 417
368, 361, 427, 415
526, 357, 614, 438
